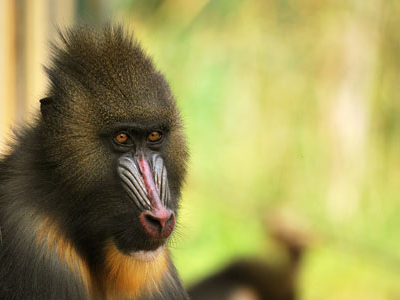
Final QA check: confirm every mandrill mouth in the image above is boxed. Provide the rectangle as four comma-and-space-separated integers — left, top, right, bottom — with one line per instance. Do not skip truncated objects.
129, 245, 166, 261
117, 153, 175, 241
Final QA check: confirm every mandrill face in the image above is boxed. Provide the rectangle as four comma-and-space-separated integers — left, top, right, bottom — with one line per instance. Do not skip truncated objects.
109, 124, 179, 253
39, 25, 188, 258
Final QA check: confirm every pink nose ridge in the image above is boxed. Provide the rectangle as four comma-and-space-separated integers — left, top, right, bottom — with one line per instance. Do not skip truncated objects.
139, 209, 175, 239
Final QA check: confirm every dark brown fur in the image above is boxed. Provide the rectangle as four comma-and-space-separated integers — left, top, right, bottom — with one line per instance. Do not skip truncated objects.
0, 24, 189, 300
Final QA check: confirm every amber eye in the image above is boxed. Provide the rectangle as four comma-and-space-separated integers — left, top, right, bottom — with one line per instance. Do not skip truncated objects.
148, 131, 163, 143
115, 132, 129, 144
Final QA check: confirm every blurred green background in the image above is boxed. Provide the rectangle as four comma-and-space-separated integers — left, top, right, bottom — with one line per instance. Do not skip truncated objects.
1, 0, 400, 299
114, 1, 400, 298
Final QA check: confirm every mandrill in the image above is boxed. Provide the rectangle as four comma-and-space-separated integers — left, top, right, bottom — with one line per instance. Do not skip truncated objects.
0, 24, 189, 300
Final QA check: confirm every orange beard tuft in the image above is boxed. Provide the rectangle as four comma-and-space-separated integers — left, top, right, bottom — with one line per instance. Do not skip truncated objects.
100, 241, 169, 299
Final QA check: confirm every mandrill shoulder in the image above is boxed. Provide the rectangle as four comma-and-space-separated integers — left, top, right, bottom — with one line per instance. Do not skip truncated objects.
0, 200, 89, 299
0, 132, 89, 300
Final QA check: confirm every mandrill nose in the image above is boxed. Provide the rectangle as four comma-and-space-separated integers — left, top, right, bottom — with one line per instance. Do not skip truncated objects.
139, 209, 175, 239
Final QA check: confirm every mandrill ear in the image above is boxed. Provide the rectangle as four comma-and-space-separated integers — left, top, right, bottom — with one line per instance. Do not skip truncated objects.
40, 97, 54, 118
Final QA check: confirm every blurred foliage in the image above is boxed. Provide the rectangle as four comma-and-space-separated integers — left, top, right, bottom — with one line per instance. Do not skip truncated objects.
105, 0, 399, 299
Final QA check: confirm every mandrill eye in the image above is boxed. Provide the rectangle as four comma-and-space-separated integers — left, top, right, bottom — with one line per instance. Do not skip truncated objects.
114, 132, 132, 145
148, 131, 163, 143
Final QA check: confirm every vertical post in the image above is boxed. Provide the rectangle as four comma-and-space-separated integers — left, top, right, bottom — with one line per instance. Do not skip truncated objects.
0, 0, 17, 152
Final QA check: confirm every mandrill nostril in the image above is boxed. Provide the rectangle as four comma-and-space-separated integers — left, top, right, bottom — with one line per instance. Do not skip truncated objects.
144, 214, 164, 231
144, 211, 173, 230
140, 210, 175, 239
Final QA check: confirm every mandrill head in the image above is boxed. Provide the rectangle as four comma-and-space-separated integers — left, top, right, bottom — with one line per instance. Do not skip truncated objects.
38, 24, 188, 257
